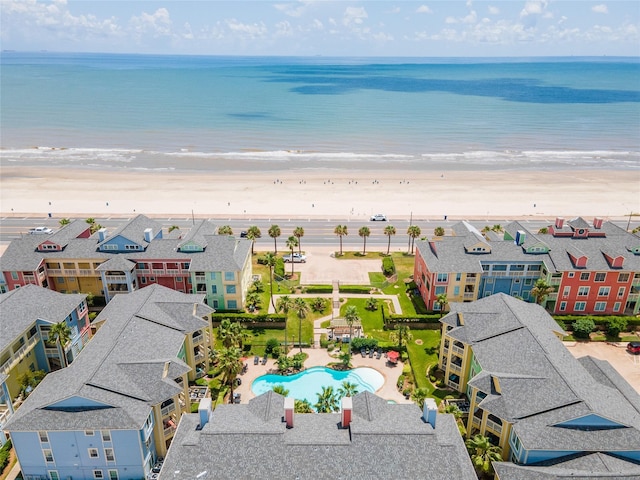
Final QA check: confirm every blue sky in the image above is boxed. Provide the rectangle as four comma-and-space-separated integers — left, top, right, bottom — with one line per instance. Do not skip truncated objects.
1, 1, 638, 56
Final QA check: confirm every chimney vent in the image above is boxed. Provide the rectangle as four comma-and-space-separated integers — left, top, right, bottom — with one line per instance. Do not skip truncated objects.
593, 217, 603, 229
144, 228, 153, 243
423, 398, 437, 428
192, 303, 198, 316
515, 230, 526, 246
555, 217, 564, 229
199, 397, 212, 427
341, 396, 353, 428
97, 228, 107, 242
284, 397, 294, 428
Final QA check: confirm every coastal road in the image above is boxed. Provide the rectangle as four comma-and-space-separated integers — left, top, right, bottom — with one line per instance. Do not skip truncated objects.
2, 215, 638, 249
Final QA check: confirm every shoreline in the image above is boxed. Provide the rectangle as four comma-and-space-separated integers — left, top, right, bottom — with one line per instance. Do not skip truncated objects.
1, 165, 638, 219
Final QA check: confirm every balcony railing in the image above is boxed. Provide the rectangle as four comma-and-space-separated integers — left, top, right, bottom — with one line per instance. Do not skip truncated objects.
472, 416, 481, 429
160, 403, 176, 418
0, 407, 11, 426
104, 275, 127, 282
152, 269, 165, 274
163, 425, 176, 437
465, 277, 477, 283
447, 380, 459, 389
628, 293, 639, 301
463, 292, 475, 300
486, 419, 502, 434
550, 278, 562, 286
192, 334, 204, 344
46, 269, 63, 275
1, 335, 40, 374
451, 345, 465, 356
195, 276, 206, 282
78, 269, 94, 276
448, 363, 462, 374
194, 352, 205, 362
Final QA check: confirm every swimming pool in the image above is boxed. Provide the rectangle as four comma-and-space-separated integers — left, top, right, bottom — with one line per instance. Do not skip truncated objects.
252, 366, 384, 403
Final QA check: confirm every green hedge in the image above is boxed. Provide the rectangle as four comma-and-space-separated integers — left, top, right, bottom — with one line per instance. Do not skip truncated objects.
382, 257, 396, 276
0, 440, 11, 476
212, 313, 286, 323
554, 315, 640, 331
304, 285, 334, 294
350, 337, 379, 351
338, 285, 372, 294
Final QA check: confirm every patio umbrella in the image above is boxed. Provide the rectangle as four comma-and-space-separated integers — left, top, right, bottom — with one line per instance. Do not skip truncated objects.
387, 351, 399, 363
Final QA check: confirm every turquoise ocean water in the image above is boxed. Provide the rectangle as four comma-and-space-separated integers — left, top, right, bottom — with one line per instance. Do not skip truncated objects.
1, 52, 638, 172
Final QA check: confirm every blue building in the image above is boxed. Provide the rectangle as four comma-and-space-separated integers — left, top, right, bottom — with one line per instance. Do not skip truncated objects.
4, 285, 215, 480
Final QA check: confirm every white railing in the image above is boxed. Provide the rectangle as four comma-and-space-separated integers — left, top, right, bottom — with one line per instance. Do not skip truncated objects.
550, 278, 562, 285
163, 425, 176, 437
486, 419, 502, 434
1, 335, 40, 374
105, 275, 127, 282
452, 345, 465, 356
447, 380, 460, 390
46, 269, 62, 275
465, 277, 477, 283
78, 269, 94, 276
152, 269, 165, 274
166, 269, 180, 275
194, 352, 205, 362
195, 276, 206, 282
463, 293, 475, 300
472, 416, 481, 428
0, 408, 10, 426
192, 334, 204, 344
160, 403, 176, 417
448, 363, 462, 374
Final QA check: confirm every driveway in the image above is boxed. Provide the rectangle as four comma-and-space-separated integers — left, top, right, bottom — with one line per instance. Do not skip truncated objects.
564, 342, 640, 394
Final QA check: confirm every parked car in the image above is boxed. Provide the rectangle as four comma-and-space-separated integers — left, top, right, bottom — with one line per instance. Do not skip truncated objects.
370, 214, 387, 221
29, 226, 53, 235
627, 342, 640, 355
283, 253, 306, 263
240, 231, 248, 238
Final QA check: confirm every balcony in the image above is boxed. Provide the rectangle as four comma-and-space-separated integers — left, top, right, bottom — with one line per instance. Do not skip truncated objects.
447, 380, 460, 389
628, 293, 639, 302
194, 351, 206, 362
152, 269, 165, 274
0, 406, 11, 426
78, 269, 94, 276
472, 416, 481, 429
550, 278, 562, 286
486, 418, 503, 434
166, 269, 181, 275
46, 269, 63, 275
547, 292, 558, 300
463, 292, 475, 300
105, 275, 127, 282
465, 277, 477, 284
448, 363, 462, 375
1, 335, 39, 374
195, 275, 206, 283
160, 403, 176, 418
451, 345, 465, 357
192, 334, 204, 345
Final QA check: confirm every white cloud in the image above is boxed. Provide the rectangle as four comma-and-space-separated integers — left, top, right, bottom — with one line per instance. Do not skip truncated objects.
488, 6, 500, 15
274, 20, 293, 37
342, 6, 368, 27
224, 18, 268, 38
274, 2, 314, 18
445, 16, 458, 24
462, 10, 477, 24
416, 5, 433, 14
520, 0, 548, 17
130, 8, 172, 36
592, 4, 609, 14
387, 7, 401, 14
372, 31, 394, 41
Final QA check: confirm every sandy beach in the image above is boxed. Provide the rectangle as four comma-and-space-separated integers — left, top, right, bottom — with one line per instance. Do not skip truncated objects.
0, 165, 638, 219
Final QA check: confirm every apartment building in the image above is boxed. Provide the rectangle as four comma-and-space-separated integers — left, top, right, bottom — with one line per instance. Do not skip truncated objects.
3, 284, 215, 480
415, 217, 640, 315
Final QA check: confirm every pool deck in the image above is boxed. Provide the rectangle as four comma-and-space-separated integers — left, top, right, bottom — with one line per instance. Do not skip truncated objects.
234, 347, 413, 405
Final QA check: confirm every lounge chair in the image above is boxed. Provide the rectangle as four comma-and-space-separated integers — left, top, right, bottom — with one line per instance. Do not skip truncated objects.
369, 349, 374, 358
376, 351, 382, 359
254, 355, 259, 365
262, 355, 268, 365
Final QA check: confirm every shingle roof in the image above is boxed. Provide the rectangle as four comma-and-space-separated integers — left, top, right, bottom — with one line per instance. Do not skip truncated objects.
4, 285, 213, 432
159, 391, 478, 480
97, 214, 163, 248
0, 284, 86, 352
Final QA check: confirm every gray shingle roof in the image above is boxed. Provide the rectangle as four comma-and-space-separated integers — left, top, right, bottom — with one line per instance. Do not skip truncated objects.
97, 214, 163, 248
0, 284, 86, 352
4, 285, 213, 432
159, 391, 477, 480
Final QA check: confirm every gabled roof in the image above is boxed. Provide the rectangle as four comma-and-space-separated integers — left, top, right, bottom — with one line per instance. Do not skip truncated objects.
159, 391, 478, 480
4, 285, 213, 432
36, 220, 91, 250
97, 214, 163, 248
0, 284, 86, 352
177, 220, 218, 250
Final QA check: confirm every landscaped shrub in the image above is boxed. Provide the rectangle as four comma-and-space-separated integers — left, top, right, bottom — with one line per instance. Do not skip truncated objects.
572, 318, 596, 339
338, 285, 372, 294
350, 337, 379, 351
274, 257, 285, 278
265, 338, 280, 354
211, 313, 286, 323
0, 440, 12, 476
397, 374, 405, 389
305, 285, 334, 294
195, 378, 208, 386
607, 317, 628, 338
554, 315, 640, 330
319, 333, 329, 348
311, 297, 328, 313
382, 256, 396, 276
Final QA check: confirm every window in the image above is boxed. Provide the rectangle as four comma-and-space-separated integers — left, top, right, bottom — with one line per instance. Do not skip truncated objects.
559, 301, 567, 311
618, 287, 626, 298
580, 272, 590, 281
48, 471, 60, 480
149, 277, 155, 282
455, 273, 461, 281
568, 272, 575, 278
594, 272, 606, 282
225, 285, 236, 294
618, 273, 630, 282
89, 448, 99, 458
562, 286, 570, 297
101, 430, 111, 442
176, 277, 183, 282
224, 272, 235, 281
104, 448, 115, 462
436, 273, 448, 282
79, 301, 87, 313
435, 286, 446, 295
108, 470, 119, 480
578, 286, 589, 296
227, 300, 238, 309
43, 449, 54, 462
453, 286, 460, 295
124, 245, 139, 250
85, 430, 94, 436
211, 285, 217, 294
94, 471, 104, 480
213, 300, 219, 309
101, 244, 117, 250
210, 272, 217, 280
524, 278, 532, 286
137, 263, 146, 269
528, 265, 541, 271
39, 431, 49, 443
594, 302, 606, 312
182, 262, 190, 269
140, 277, 146, 284
598, 287, 610, 297
614, 302, 621, 312
11, 272, 18, 280
57, 277, 65, 283
574, 301, 586, 312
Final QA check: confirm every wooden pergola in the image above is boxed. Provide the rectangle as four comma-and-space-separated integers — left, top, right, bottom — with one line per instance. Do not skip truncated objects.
328, 318, 363, 340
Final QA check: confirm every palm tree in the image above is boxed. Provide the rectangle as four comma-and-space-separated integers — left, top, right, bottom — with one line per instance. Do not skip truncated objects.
444, 403, 463, 419
344, 305, 360, 361
491, 224, 503, 233
272, 385, 290, 397
314, 386, 339, 413
246, 292, 261, 311
218, 225, 233, 235
264, 252, 277, 311
365, 297, 379, 311
246, 226, 261, 255
59, 218, 71, 227
295, 399, 314, 413
434, 226, 445, 237
436, 293, 448, 317
268, 224, 281, 254
531, 278, 554, 305
285, 235, 299, 276
334, 225, 348, 256
338, 381, 359, 398
390, 324, 413, 351
216, 346, 243, 402
407, 225, 421, 254
293, 226, 304, 255
294, 298, 309, 353
465, 434, 503, 478
411, 387, 430, 408
277, 295, 294, 351
48, 322, 72, 368
358, 226, 371, 255
85, 217, 96, 226
217, 319, 246, 349
383, 225, 396, 255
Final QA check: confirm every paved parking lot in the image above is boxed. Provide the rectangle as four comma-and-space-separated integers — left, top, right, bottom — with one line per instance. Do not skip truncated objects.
565, 342, 640, 393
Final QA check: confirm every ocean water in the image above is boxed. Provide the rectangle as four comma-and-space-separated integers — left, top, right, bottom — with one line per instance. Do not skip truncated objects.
1, 52, 638, 172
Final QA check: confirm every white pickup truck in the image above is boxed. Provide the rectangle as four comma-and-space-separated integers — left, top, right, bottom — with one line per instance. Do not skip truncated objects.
29, 226, 54, 235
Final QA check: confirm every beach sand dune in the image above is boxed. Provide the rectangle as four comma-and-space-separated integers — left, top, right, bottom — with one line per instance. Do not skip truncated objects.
1, 166, 637, 219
